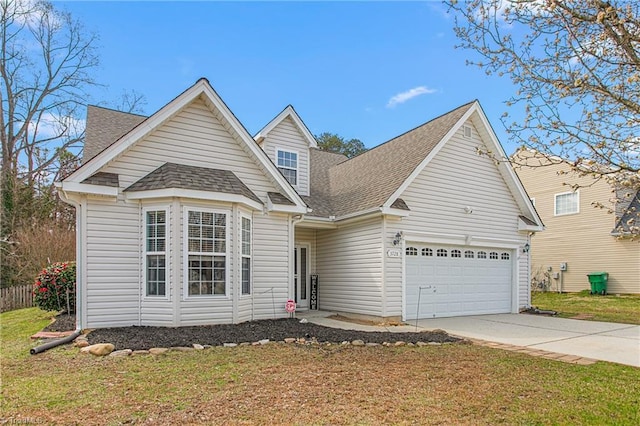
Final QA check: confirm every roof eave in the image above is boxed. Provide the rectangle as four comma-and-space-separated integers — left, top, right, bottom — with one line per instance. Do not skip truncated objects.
125, 188, 263, 211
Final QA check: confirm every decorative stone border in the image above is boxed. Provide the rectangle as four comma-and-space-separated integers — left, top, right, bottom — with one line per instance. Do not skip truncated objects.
72, 334, 596, 365
74, 334, 451, 357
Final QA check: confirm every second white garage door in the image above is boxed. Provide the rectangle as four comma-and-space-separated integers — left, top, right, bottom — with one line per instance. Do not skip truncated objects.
405, 244, 514, 320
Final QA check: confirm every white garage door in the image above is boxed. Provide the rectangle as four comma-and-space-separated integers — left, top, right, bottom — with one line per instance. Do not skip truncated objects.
405, 244, 513, 320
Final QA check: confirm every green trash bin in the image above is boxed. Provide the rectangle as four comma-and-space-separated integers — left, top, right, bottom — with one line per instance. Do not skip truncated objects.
587, 272, 609, 295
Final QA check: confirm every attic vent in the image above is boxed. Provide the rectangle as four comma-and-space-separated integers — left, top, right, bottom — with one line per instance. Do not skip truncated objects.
463, 125, 472, 138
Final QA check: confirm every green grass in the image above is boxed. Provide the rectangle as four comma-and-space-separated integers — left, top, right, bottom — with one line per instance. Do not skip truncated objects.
2, 308, 640, 425
532, 291, 640, 324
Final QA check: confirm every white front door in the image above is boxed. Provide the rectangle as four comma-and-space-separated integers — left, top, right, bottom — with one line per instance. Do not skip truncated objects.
294, 244, 310, 309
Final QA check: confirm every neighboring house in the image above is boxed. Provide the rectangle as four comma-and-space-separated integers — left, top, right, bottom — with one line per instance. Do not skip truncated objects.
514, 150, 639, 294
58, 78, 542, 329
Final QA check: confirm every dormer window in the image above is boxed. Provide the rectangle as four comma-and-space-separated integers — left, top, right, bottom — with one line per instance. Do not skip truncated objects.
277, 149, 298, 186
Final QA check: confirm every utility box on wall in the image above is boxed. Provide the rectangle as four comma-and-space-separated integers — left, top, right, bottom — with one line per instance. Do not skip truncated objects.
560, 262, 568, 271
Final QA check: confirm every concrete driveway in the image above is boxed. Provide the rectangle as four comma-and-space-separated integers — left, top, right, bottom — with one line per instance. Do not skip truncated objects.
417, 314, 640, 367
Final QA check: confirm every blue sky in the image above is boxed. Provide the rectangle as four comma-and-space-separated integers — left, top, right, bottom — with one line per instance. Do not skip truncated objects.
60, 1, 521, 154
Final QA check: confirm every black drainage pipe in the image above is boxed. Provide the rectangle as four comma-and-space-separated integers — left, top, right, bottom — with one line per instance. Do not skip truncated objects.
30, 330, 82, 355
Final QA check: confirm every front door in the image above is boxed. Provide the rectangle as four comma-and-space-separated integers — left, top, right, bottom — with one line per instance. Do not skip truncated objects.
294, 244, 310, 309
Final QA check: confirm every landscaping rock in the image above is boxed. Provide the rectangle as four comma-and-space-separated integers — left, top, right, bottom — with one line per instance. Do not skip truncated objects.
366, 342, 380, 347
149, 348, 168, 355
170, 346, 194, 352
351, 340, 365, 346
394, 341, 406, 347
109, 349, 132, 357
416, 341, 428, 347
428, 342, 441, 346
85, 343, 115, 356
193, 344, 204, 350
284, 338, 296, 344
74, 340, 89, 348
258, 339, 270, 345
223, 343, 238, 348
132, 350, 150, 355
239, 342, 250, 347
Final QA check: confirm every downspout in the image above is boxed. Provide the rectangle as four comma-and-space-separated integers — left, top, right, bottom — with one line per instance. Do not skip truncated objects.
31, 187, 83, 355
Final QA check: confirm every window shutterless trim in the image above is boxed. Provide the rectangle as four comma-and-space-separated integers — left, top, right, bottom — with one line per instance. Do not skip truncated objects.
143, 206, 170, 300
275, 148, 299, 187
240, 214, 252, 296
183, 206, 230, 299
554, 190, 580, 216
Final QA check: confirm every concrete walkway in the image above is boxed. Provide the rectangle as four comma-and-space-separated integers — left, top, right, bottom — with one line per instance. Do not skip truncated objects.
300, 311, 640, 367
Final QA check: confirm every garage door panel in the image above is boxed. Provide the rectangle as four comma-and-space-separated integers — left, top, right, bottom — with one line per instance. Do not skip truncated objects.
405, 243, 513, 320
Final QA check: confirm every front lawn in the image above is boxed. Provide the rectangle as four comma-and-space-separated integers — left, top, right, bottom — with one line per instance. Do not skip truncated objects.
2, 308, 639, 425
532, 291, 640, 324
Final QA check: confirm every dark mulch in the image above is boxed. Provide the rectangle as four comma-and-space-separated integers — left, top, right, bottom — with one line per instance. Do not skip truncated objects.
87, 319, 461, 351
42, 313, 76, 332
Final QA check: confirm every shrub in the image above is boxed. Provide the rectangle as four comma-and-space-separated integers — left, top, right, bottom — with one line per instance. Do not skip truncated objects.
33, 262, 76, 313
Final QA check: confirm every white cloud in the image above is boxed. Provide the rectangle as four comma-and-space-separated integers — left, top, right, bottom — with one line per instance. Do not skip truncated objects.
386, 86, 437, 108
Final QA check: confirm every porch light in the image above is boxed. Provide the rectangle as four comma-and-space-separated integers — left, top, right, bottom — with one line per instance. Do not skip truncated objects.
523, 243, 530, 253
393, 232, 403, 246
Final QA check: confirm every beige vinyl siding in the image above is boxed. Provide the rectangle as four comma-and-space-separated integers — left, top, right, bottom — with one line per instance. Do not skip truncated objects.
384, 216, 404, 317
261, 116, 310, 195
103, 98, 280, 199
316, 217, 383, 316
398, 122, 529, 309
251, 213, 290, 320
82, 98, 298, 327
85, 198, 140, 328
515, 159, 640, 294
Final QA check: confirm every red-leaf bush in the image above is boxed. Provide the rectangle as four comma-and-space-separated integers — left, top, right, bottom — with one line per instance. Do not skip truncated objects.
33, 262, 76, 313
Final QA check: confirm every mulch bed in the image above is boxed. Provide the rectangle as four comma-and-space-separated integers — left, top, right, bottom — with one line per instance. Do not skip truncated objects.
42, 313, 76, 332
86, 318, 461, 351
41, 312, 462, 351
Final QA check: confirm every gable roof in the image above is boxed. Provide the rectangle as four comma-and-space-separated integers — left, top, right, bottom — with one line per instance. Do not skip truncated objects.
84, 106, 146, 163
323, 102, 474, 217
63, 79, 306, 210
254, 105, 318, 149
124, 163, 262, 205
613, 189, 640, 236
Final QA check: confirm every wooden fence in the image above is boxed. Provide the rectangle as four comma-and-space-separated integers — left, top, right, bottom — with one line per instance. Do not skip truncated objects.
0, 284, 34, 312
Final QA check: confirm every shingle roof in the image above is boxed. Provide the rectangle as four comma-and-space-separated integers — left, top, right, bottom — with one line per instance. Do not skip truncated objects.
84, 105, 146, 163
305, 148, 348, 217
613, 190, 640, 235
268, 192, 295, 206
81, 172, 119, 187
124, 163, 262, 205
305, 102, 474, 218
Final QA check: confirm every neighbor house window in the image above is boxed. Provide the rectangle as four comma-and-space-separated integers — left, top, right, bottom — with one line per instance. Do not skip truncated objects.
277, 149, 298, 186
555, 191, 579, 216
241, 216, 251, 295
145, 209, 167, 297
186, 209, 227, 296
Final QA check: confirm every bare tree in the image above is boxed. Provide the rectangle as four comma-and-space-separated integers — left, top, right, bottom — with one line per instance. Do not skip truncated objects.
0, 0, 98, 286
0, 0, 98, 233
447, 1, 640, 180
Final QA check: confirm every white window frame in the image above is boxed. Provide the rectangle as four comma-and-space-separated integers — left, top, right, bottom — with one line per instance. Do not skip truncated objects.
276, 148, 299, 187
240, 214, 252, 296
463, 125, 472, 138
554, 191, 579, 216
183, 206, 230, 299
143, 206, 170, 299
